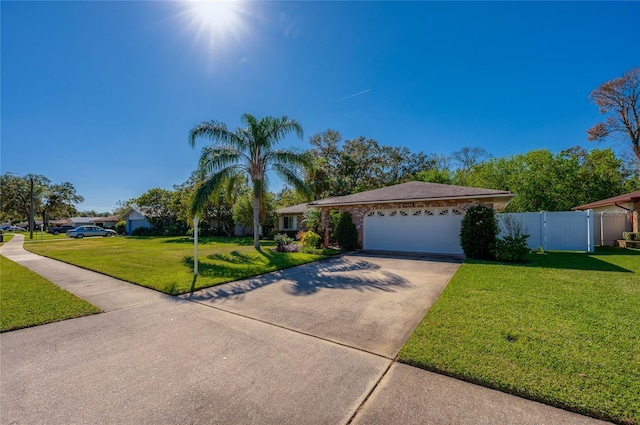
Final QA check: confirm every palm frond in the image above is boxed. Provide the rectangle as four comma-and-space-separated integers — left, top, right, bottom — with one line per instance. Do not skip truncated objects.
188, 120, 247, 151
271, 163, 311, 198
268, 149, 311, 169
190, 167, 241, 216
198, 146, 247, 175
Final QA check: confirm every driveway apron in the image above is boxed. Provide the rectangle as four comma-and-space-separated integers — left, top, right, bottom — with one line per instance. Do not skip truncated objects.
180, 252, 462, 358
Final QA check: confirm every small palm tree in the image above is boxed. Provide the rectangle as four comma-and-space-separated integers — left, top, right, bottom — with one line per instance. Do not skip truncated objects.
188, 113, 309, 249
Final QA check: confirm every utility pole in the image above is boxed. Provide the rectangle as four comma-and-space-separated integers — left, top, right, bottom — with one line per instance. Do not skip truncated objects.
30, 176, 34, 240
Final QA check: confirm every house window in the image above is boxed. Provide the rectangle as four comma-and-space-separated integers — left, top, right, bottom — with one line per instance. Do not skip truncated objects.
413, 210, 422, 216
399, 210, 408, 216
283, 216, 294, 230
438, 209, 449, 216
452, 209, 463, 215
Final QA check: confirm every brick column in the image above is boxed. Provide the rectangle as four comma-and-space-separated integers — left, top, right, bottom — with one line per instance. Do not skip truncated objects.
321, 208, 329, 247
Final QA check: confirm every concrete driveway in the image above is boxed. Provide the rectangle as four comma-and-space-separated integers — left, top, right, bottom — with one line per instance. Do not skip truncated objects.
180, 252, 462, 358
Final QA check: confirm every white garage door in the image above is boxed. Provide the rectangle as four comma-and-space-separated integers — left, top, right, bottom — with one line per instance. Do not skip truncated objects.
363, 208, 464, 255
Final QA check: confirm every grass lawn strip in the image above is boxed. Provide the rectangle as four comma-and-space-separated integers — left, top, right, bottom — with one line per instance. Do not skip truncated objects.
399, 248, 640, 425
1, 255, 101, 332
25, 236, 337, 295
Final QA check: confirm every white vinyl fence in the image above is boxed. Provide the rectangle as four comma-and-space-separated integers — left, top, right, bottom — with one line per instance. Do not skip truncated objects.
593, 211, 631, 246
498, 211, 594, 252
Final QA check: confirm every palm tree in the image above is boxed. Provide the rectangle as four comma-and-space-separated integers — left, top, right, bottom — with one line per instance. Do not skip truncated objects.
188, 113, 309, 249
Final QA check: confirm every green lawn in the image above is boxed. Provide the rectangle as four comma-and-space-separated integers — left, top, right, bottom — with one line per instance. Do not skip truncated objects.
24, 236, 337, 295
399, 247, 640, 424
1, 255, 101, 332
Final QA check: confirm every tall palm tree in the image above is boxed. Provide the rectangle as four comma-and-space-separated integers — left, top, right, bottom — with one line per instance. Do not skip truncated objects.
188, 113, 309, 249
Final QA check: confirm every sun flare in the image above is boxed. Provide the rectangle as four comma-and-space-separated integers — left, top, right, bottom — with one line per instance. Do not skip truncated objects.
180, 0, 247, 50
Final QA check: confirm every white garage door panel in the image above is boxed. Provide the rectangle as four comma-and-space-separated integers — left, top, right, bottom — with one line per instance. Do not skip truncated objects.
364, 210, 464, 255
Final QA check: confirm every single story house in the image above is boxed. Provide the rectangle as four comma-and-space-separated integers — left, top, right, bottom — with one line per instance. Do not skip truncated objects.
572, 189, 640, 233
309, 181, 514, 255
120, 207, 151, 234
275, 203, 310, 232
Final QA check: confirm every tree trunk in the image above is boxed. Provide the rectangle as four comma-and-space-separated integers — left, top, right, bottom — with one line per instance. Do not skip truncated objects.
253, 194, 260, 249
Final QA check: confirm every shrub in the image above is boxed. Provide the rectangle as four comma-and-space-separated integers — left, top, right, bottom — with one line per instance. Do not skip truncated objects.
131, 226, 154, 236
266, 229, 298, 240
459, 205, 498, 260
274, 233, 296, 252
493, 214, 530, 263
303, 209, 323, 235
300, 230, 321, 250
115, 220, 126, 235
335, 212, 358, 251
623, 232, 639, 241
493, 235, 530, 262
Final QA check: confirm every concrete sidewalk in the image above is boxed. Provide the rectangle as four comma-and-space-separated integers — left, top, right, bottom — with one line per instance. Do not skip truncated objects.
0, 235, 610, 424
0, 234, 168, 311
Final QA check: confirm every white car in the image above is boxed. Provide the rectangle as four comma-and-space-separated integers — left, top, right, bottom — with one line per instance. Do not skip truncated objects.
66, 225, 116, 239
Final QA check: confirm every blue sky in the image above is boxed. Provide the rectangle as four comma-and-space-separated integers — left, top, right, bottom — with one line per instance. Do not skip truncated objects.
2, 1, 639, 213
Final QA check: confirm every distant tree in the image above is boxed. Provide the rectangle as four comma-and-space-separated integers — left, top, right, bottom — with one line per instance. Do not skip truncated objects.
0, 173, 82, 226
275, 186, 309, 209
232, 191, 276, 233
173, 172, 245, 236
41, 182, 84, 225
410, 154, 448, 183
134, 188, 186, 235
306, 130, 436, 197
587, 67, 640, 167
464, 148, 634, 212
451, 146, 492, 186
189, 113, 309, 248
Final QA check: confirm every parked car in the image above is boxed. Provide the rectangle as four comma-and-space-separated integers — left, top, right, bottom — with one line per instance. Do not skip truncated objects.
47, 225, 76, 235
66, 225, 116, 239
6, 226, 27, 232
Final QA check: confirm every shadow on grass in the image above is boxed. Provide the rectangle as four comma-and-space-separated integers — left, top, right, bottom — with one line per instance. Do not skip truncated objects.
180, 256, 410, 301
207, 250, 257, 264
161, 237, 258, 246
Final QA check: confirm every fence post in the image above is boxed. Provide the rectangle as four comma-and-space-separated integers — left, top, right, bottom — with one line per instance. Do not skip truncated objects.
540, 211, 547, 251
598, 211, 603, 247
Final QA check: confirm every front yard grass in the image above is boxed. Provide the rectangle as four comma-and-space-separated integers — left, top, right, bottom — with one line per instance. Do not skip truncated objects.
25, 236, 338, 295
398, 247, 639, 424
1, 256, 101, 332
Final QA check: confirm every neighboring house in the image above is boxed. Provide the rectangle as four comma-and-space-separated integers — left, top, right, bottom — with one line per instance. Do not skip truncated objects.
572, 190, 640, 243
69, 217, 100, 227
309, 181, 514, 255
275, 203, 309, 232
120, 207, 151, 234
49, 219, 71, 226
93, 215, 121, 230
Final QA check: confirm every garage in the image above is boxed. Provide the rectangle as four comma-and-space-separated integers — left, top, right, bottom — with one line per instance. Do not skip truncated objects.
363, 208, 465, 254
309, 181, 514, 254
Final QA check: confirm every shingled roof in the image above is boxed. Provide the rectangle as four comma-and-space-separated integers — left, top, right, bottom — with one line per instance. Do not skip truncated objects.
276, 203, 310, 214
309, 181, 513, 207
572, 190, 640, 210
